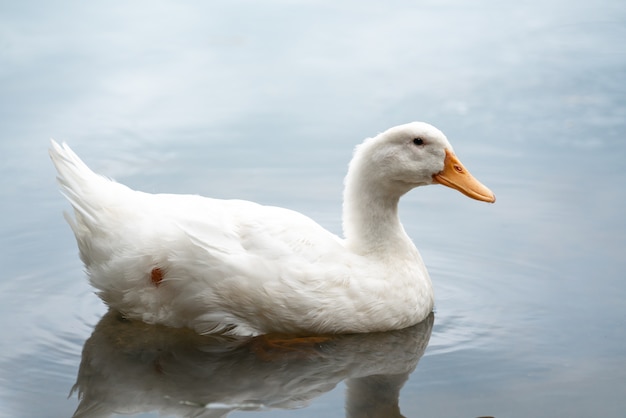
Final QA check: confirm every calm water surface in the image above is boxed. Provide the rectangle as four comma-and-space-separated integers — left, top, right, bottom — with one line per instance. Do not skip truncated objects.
1, 1, 625, 417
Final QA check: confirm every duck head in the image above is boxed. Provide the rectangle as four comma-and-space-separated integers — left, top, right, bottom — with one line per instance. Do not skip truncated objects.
350, 122, 495, 203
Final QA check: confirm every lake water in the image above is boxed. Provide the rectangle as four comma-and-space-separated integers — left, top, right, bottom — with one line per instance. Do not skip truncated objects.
1, 1, 625, 417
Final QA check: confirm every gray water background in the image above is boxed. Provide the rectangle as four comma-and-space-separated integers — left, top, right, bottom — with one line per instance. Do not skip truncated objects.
1, 0, 625, 417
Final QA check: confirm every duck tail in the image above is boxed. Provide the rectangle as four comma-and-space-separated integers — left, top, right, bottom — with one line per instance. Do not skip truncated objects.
49, 140, 120, 228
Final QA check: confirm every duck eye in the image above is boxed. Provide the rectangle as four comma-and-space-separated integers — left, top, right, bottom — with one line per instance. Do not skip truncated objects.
412, 138, 424, 146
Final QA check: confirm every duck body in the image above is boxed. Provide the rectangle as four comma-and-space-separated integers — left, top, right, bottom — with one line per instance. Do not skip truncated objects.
50, 122, 494, 336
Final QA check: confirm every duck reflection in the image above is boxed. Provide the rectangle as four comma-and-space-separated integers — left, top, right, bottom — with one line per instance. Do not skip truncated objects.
71, 310, 433, 418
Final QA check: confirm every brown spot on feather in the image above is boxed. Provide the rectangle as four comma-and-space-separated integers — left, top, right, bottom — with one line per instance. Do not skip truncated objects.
151, 267, 163, 287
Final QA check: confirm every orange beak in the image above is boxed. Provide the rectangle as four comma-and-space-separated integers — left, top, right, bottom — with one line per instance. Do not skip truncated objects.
433, 149, 496, 203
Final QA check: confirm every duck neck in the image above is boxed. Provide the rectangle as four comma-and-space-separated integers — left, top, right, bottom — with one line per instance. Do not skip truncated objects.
342, 171, 415, 256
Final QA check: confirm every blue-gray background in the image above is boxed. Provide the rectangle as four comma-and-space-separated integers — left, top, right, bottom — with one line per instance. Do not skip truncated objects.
1, 0, 625, 417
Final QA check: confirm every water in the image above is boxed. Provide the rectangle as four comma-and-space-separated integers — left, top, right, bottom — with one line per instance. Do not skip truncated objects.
1, 0, 625, 417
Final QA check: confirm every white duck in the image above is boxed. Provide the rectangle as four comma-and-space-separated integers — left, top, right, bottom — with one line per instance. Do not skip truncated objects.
50, 122, 494, 336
